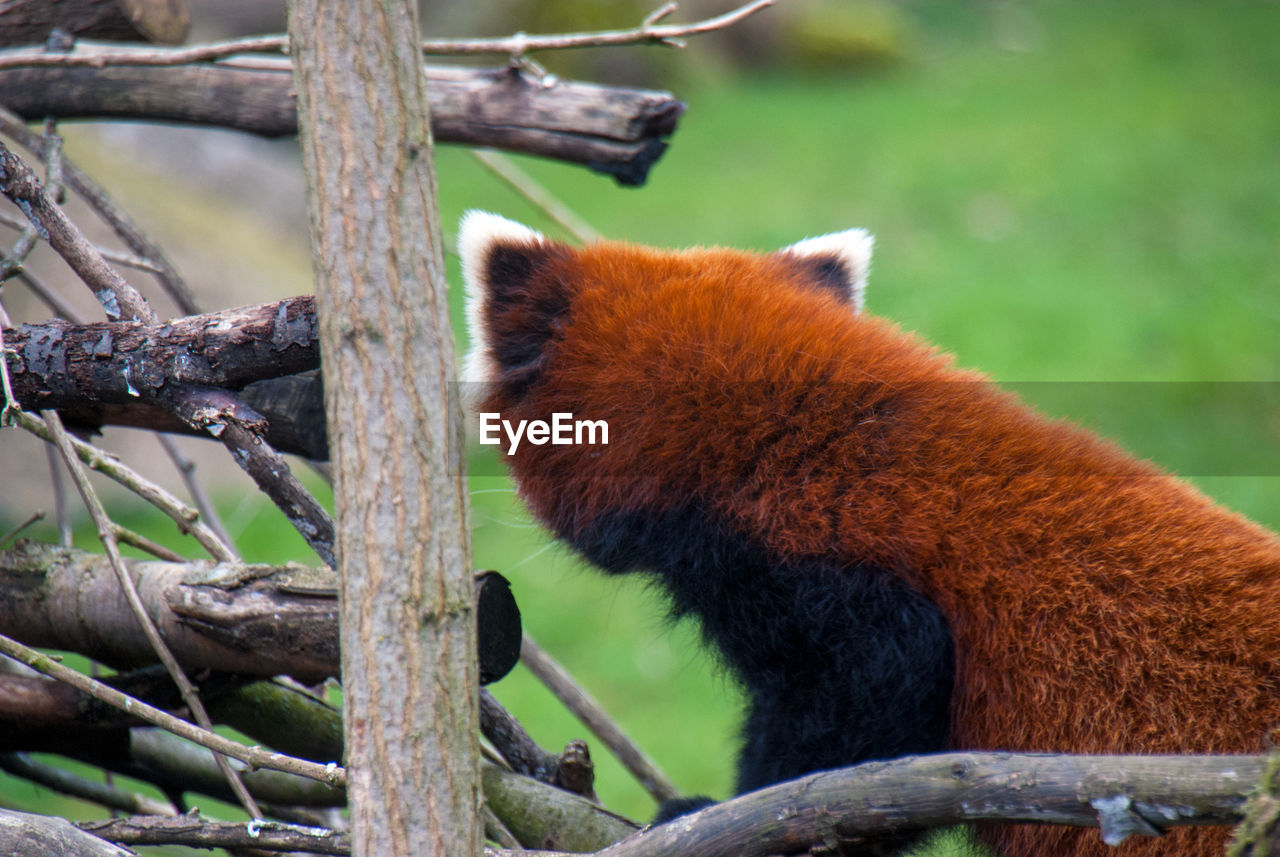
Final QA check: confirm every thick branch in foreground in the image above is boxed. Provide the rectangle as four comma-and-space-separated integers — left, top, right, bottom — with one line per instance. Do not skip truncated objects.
0, 808, 132, 857
2, 297, 325, 457
0, 542, 521, 685
598, 753, 1260, 857
0, 62, 683, 185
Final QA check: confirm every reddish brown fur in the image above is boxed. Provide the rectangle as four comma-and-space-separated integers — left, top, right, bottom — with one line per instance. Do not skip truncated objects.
477, 239, 1280, 857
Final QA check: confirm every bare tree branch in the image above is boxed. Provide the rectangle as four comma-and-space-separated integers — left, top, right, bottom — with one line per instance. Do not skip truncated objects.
0, 629, 347, 787
0, 64, 683, 184
0, 808, 134, 857
3, 296, 318, 404
0, 1, 772, 67
481, 689, 596, 799
11, 268, 83, 320
418, 0, 775, 55
3, 296, 332, 560
12, 410, 238, 560
0, 209, 165, 273
0, 139, 153, 322
156, 434, 236, 552
0, 544, 520, 689
0, 104, 199, 314
481, 763, 640, 852
167, 394, 335, 567
0, 510, 43, 545
0, 34, 290, 68
596, 753, 1262, 857
3, 297, 325, 459
0, 541, 339, 681
0, 120, 63, 280
77, 813, 350, 855
83, 726, 345, 809
40, 408, 264, 817
472, 149, 599, 244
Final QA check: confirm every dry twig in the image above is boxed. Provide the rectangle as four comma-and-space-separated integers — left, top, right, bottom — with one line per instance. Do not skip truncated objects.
79, 813, 350, 855
0, 140, 152, 322
421, 0, 774, 55
0, 1, 773, 69
0, 210, 165, 273
0, 34, 291, 69
0, 510, 43, 546
157, 434, 236, 552
40, 408, 263, 818
0, 105, 197, 313
12, 268, 81, 319
12, 410, 237, 561
0, 120, 63, 280
0, 630, 346, 787
472, 150, 599, 244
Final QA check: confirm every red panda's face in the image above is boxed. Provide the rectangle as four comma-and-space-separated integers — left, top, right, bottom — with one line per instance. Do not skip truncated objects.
459, 211, 876, 525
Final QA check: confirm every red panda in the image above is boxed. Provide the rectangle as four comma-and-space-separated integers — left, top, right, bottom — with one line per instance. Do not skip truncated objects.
460, 210, 1280, 857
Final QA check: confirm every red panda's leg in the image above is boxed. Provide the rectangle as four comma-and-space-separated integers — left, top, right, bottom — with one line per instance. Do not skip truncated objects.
725, 561, 954, 794
567, 503, 955, 803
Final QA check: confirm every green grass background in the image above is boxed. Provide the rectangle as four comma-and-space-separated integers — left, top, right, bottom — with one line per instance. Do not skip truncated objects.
452, 0, 1280, 824
3, 1, 1278, 851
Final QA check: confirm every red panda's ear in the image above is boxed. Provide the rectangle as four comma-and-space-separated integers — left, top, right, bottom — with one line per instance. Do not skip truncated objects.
460, 211, 571, 388
775, 228, 874, 311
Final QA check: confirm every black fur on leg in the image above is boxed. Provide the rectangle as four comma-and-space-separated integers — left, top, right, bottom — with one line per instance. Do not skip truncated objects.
571, 502, 955, 802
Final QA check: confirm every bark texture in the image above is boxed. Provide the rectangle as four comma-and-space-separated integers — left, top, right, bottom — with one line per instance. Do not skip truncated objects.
288, 1, 481, 856
1, 298, 326, 458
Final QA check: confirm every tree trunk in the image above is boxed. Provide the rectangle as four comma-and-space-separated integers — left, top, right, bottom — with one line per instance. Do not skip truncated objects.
287, 2, 480, 856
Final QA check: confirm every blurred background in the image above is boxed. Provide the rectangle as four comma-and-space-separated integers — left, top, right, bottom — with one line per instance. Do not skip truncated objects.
1, 0, 1278, 849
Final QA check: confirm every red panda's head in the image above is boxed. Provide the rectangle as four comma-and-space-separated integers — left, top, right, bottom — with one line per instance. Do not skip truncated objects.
459, 211, 878, 531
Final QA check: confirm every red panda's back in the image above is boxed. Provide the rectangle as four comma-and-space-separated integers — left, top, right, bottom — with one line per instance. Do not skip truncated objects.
462, 216, 1280, 857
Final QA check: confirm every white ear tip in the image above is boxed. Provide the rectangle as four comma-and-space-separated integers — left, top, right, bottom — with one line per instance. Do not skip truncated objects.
787, 228, 874, 273
782, 227, 875, 310
458, 210, 544, 264
459, 212, 546, 388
